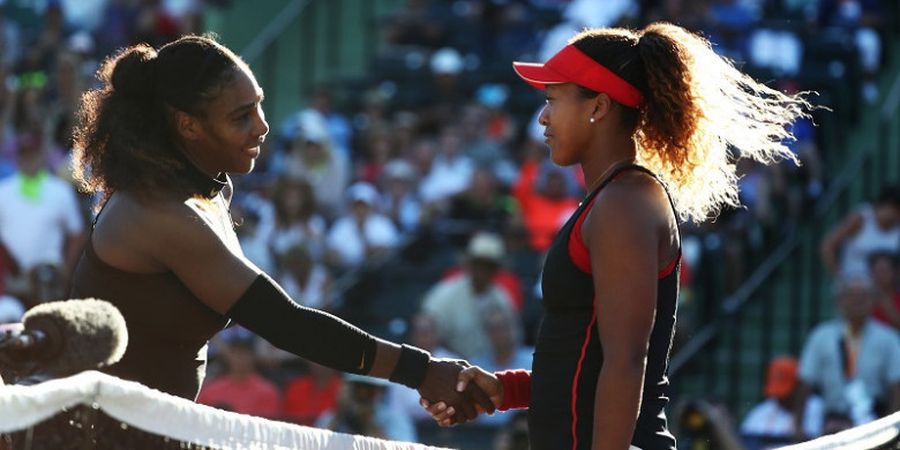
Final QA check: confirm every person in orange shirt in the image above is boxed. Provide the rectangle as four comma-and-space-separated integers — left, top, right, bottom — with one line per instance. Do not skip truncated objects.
512, 147, 579, 252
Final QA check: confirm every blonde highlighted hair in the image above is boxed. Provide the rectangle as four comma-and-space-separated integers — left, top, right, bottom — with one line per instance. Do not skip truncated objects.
571, 23, 812, 223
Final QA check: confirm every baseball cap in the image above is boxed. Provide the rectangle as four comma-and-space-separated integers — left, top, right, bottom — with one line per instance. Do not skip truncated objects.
467, 232, 505, 263
763, 356, 798, 399
512, 44, 643, 108
347, 182, 380, 206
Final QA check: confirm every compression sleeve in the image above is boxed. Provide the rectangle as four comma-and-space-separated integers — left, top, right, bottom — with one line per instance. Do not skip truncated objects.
495, 369, 531, 411
226, 273, 377, 375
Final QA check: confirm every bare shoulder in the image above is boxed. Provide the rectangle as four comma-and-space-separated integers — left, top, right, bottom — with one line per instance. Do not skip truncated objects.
592, 170, 669, 222
93, 192, 217, 271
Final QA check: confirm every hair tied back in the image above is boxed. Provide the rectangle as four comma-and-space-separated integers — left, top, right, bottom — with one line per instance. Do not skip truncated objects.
109, 43, 159, 103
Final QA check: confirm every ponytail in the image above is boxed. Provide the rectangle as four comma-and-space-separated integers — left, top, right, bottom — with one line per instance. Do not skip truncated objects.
633, 22, 810, 223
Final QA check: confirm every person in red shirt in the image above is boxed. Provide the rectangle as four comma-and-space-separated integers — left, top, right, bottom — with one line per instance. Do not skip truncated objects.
197, 335, 281, 419
869, 251, 900, 330
283, 362, 343, 425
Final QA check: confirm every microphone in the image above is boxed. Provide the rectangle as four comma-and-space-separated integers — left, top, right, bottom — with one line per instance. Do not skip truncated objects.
0, 298, 128, 382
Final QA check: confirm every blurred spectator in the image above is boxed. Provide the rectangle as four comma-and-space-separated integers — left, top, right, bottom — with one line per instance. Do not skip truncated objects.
418, 126, 474, 207
740, 356, 825, 449
379, 158, 423, 233
325, 182, 400, 271
230, 199, 276, 274
512, 151, 579, 252
269, 176, 327, 263
794, 276, 900, 439
673, 398, 745, 450
279, 118, 349, 219
276, 244, 332, 310
445, 167, 514, 238
0, 130, 84, 301
420, 231, 516, 360
471, 305, 533, 427
197, 333, 282, 419
322, 374, 417, 442
820, 184, 900, 277
387, 313, 458, 423
706, 0, 759, 61
283, 362, 343, 426
0, 5, 22, 69
492, 410, 531, 450
382, 0, 446, 49
869, 251, 900, 330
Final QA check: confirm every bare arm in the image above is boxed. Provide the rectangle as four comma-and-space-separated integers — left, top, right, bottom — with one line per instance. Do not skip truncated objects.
819, 213, 863, 275
585, 178, 667, 450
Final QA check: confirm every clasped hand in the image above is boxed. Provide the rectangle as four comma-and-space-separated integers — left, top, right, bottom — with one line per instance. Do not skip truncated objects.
418, 363, 502, 426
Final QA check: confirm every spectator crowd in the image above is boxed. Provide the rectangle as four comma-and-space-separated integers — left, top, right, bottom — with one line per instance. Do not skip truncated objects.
0, 0, 897, 448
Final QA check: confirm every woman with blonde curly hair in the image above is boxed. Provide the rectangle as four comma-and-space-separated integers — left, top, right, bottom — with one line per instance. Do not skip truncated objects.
422, 22, 811, 450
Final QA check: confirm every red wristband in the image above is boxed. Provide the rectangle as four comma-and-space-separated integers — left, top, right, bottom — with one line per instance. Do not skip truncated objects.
495, 369, 531, 411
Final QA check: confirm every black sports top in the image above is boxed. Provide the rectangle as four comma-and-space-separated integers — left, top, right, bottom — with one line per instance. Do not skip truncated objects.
68, 172, 231, 400
529, 165, 679, 450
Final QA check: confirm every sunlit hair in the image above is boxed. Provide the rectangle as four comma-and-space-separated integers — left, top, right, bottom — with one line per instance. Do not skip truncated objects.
72, 34, 247, 209
571, 23, 812, 223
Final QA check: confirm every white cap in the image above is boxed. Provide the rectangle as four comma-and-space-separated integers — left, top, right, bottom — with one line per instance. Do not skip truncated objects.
466, 232, 504, 263
347, 182, 380, 206
430, 47, 464, 75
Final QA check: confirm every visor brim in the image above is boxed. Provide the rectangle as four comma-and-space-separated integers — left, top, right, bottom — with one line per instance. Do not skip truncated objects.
512, 62, 568, 90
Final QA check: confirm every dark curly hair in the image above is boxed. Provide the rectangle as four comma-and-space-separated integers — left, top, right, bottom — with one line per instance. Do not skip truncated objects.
72, 34, 246, 208
569, 23, 811, 223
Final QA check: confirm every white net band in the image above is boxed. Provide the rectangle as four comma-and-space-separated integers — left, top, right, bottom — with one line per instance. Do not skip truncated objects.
0, 371, 450, 450
777, 411, 900, 450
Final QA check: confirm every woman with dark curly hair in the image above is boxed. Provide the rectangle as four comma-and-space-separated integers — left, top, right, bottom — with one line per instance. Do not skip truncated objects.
67, 35, 492, 419
422, 23, 812, 450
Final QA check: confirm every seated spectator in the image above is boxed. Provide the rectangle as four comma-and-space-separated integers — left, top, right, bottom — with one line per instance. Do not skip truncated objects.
869, 251, 900, 330
197, 333, 282, 419
418, 126, 474, 207
821, 184, 900, 278
283, 362, 343, 426
321, 374, 417, 442
420, 232, 517, 360
740, 356, 825, 449
379, 159, 422, 233
325, 182, 400, 271
276, 244, 332, 310
471, 305, 533, 427
269, 176, 327, 263
278, 119, 349, 219
673, 397, 745, 450
445, 167, 513, 239
795, 276, 900, 439
387, 313, 458, 423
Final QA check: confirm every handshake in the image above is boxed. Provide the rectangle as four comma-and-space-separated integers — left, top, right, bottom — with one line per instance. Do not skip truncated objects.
416, 359, 503, 426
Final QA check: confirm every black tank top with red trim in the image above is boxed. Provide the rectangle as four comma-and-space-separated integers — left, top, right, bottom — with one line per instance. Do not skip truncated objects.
529, 165, 678, 450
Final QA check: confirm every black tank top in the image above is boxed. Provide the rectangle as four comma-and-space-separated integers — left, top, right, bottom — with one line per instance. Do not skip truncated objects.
529, 165, 679, 450
68, 173, 231, 400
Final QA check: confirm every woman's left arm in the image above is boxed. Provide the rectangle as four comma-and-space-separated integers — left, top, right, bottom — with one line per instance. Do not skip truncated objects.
583, 178, 666, 450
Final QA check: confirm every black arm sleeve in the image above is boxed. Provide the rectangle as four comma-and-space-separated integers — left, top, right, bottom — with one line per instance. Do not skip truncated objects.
226, 273, 377, 375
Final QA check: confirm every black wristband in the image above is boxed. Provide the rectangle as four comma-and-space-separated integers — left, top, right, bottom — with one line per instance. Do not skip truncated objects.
389, 344, 431, 389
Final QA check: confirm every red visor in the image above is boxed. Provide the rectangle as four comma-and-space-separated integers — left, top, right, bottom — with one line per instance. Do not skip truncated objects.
513, 45, 644, 108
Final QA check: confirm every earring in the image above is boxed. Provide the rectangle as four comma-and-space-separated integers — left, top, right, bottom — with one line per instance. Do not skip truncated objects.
589, 117, 596, 123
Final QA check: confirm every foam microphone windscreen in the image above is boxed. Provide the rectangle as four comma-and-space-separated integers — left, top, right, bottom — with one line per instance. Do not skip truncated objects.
21, 298, 128, 376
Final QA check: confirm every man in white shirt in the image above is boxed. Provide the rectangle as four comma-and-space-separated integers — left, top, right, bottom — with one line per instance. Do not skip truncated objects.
0, 132, 85, 301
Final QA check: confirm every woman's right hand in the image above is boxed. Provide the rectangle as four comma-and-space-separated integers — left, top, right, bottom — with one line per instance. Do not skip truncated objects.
420, 366, 503, 426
